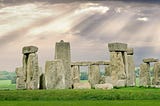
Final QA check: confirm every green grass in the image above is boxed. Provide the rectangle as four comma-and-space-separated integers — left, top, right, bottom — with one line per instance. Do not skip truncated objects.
0, 87, 160, 105
0, 100, 160, 106
0, 80, 16, 90
0, 87, 160, 101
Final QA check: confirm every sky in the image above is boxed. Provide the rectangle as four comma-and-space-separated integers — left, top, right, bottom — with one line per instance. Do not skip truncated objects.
0, 0, 160, 71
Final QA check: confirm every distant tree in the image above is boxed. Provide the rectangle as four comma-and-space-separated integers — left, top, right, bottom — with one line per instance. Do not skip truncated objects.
80, 72, 88, 80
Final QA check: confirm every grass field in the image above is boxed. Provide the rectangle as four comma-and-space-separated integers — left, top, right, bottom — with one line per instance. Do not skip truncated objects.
0, 87, 160, 100
0, 100, 160, 106
1, 80, 160, 106
0, 80, 15, 90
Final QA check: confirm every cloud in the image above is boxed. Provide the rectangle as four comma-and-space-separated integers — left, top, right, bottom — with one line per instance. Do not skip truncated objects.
1, 1, 160, 71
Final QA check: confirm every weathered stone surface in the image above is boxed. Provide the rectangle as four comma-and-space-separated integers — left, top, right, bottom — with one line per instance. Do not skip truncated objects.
116, 80, 126, 87
17, 46, 41, 90
88, 65, 100, 88
95, 83, 113, 90
110, 52, 126, 86
26, 53, 39, 90
139, 63, 151, 87
99, 75, 106, 84
153, 62, 160, 85
127, 48, 134, 55
54, 40, 72, 89
22, 46, 38, 54
55, 40, 71, 61
105, 65, 111, 76
124, 52, 128, 85
71, 65, 80, 83
15, 67, 26, 89
143, 58, 159, 63
73, 82, 91, 89
22, 55, 27, 82
45, 60, 66, 89
105, 76, 112, 84
71, 61, 110, 66
108, 43, 127, 52
127, 55, 136, 86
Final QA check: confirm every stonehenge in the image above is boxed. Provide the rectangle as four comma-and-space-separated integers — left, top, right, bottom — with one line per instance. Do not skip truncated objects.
16, 46, 41, 90
54, 40, 72, 89
153, 62, 160, 86
15, 40, 160, 90
139, 58, 159, 87
45, 60, 66, 89
127, 48, 136, 86
15, 67, 26, 89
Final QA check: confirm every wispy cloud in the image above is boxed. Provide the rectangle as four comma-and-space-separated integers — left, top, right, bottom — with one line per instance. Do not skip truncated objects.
0, 1, 160, 71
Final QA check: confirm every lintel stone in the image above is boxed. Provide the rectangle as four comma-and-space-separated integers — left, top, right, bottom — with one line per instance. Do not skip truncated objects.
108, 43, 128, 52
22, 46, 38, 54
143, 58, 159, 63
127, 48, 134, 55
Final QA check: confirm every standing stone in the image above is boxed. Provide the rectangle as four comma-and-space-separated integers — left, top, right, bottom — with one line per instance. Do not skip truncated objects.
153, 62, 160, 85
15, 67, 26, 89
139, 63, 151, 87
71, 65, 80, 84
21, 46, 40, 90
26, 53, 39, 90
22, 54, 27, 84
88, 65, 100, 88
108, 43, 128, 87
54, 40, 72, 89
127, 55, 135, 86
45, 60, 66, 89
127, 48, 135, 86
124, 52, 128, 83
110, 52, 126, 86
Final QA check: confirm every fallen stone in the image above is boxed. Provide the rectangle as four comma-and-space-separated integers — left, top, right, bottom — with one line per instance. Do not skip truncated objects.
73, 82, 91, 89
22, 46, 38, 54
108, 42, 127, 52
95, 83, 113, 90
143, 58, 159, 63
116, 80, 126, 87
